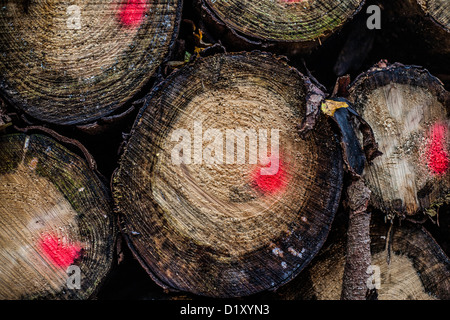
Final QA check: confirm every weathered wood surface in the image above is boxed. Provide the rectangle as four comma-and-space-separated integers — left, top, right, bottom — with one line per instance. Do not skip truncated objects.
196, 0, 365, 53
113, 51, 344, 297
348, 63, 450, 216
0, 0, 449, 302
0, 133, 116, 299
0, 0, 182, 125
268, 212, 450, 300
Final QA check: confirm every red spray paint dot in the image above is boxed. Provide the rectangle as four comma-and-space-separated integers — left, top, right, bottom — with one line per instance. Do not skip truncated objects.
425, 122, 449, 175
251, 155, 287, 195
118, 0, 147, 28
39, 233, 82, 268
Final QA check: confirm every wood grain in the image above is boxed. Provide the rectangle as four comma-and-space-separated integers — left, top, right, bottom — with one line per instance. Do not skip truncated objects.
271, 214, 450, 300
113, 52, 344, 297
348, 63, 450, 216
196, 0, 364, 52
0, 0, 182, 125
0, 133, 116, 299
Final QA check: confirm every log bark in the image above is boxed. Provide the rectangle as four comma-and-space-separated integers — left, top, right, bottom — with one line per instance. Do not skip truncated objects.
340, 179, 372, 300
195, 0, 365, 54
270, 212, 450, 300
320, 97, 378, 300
0, 0, 182, 126
348, 62, 450, 216
112, 51, 344, 298
0, 133, 116, 299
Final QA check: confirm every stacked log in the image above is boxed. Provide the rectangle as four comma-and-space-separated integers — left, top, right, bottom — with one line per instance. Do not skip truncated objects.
376, 0, 450, 79
266, 61, 450, 301
270, 213, 450, 300
0, 133, 116, 299
0, 0, 182, 125
196, 0, 365, 53
112, 51, 344, 297
348, 62, 449, 217
0, 0, 449, 302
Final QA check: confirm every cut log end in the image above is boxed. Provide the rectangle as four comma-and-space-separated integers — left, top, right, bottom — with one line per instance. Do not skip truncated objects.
418, 0, 450, 32
0, 134, 116, 299
349, 64, 450, 216
0, 0, 181, 125
113, 52, 343, 298
198, 0, 364, 51
274, 214, 450, 300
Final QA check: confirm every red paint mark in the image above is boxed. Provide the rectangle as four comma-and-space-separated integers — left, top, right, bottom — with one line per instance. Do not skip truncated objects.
252, 155, 287, 195
118, 0, 147, 28
425, 122, 449, 175
39, 233, 82, 268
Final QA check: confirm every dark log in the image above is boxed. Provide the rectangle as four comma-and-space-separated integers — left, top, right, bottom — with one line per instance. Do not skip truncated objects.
375, 0, 450, 80
195, 0, 365, 54
0, 133, 116, 299
416, 0, 450, 30
0, 0, 182, 126
392, 0, 450, 56
333, 12, 374, 77
112, 51, 344, 298
348, 62, 450, 216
